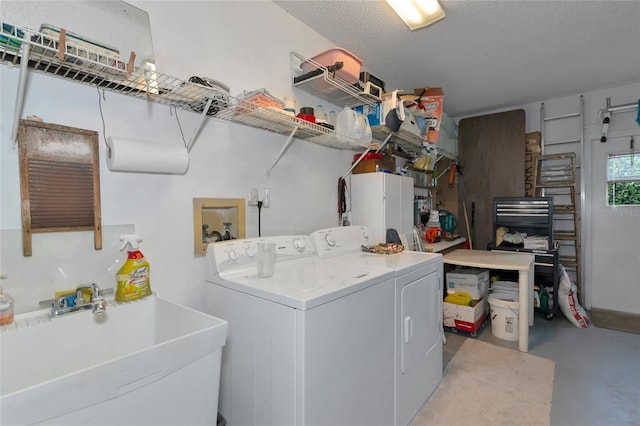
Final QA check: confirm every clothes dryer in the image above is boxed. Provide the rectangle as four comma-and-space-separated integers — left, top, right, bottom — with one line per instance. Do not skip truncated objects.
205, 235, 395, 426
309, 226, 443, 426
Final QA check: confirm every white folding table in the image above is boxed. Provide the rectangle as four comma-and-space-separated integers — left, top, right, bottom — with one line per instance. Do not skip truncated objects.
443, 249, 535, 352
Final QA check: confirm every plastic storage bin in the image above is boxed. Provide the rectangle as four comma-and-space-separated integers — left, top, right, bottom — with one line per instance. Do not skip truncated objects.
300, 48, 363, 84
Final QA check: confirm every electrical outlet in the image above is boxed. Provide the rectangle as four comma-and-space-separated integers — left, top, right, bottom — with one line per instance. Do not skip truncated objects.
248, 188, 270, 207
248, 188, 259, 206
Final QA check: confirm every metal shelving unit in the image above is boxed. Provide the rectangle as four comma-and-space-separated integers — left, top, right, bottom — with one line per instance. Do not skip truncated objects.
290, 51, 429, 156
290, 51, 379, 108
216, 98, 365, 150
1, 21, 220, 137
1, 20, 367, 170
217, 98, 367, 173
371, 124, 423, 153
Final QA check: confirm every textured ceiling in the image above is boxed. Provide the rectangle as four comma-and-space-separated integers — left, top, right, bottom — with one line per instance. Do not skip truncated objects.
274, 0, 640, 117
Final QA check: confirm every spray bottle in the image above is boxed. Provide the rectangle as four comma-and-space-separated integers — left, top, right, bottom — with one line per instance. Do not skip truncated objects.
115, 234, 151, 302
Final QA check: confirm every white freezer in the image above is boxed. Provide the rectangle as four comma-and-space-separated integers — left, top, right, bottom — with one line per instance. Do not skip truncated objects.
350, 172, 415, 245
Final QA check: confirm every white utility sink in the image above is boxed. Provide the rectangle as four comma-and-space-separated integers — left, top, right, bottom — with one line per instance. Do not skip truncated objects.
1, 294, 228, 426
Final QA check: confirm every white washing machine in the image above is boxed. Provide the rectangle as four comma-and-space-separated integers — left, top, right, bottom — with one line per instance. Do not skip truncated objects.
205, 235, 396, 426
309, 226, 443, 426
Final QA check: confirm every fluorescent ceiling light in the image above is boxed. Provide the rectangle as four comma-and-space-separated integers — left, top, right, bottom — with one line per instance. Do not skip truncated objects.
386, 0, 445, 30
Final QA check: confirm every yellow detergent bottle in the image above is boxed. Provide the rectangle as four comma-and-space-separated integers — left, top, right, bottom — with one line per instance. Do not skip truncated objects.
115, 234, 151, 302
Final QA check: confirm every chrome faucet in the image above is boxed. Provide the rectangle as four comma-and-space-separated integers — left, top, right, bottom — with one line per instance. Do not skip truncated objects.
76, 283, 107, 316
40, 283, 112, 318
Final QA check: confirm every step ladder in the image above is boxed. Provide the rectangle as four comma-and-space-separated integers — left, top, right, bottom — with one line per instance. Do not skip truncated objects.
535, 97, 584, 300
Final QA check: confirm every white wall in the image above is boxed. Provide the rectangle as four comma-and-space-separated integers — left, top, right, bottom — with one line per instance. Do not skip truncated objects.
0, 1, 354, 313
458, 81, 640, 314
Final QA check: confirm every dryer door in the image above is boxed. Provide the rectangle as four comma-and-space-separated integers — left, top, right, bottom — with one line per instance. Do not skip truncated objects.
401, 269, 441, 374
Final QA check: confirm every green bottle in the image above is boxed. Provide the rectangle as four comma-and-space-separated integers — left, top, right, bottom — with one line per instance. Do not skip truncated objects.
540, 288, 549, 310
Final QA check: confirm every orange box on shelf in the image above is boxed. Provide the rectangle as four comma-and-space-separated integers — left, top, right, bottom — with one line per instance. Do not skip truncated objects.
411, 87, 444, 143
352, 158, 396, 174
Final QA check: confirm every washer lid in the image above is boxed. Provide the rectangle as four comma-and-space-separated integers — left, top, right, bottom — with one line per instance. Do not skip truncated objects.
215, 257, 394, 310
324, 251, 442, 276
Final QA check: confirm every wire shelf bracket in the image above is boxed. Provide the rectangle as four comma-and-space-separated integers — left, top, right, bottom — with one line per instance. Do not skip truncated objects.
268, 125, 299, 175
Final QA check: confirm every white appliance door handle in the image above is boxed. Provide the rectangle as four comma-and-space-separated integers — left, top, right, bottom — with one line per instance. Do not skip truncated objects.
404, 316, 413, 343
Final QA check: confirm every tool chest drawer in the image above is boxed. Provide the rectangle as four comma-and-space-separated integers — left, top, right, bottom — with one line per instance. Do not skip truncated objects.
491, 197, 558, 318
493, 197, 554, 237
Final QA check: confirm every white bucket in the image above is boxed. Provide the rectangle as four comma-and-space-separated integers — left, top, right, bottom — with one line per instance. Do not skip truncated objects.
488, 291, 519, 341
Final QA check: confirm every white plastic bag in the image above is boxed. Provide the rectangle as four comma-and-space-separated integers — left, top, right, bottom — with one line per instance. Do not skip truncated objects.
558, 265, 590, 328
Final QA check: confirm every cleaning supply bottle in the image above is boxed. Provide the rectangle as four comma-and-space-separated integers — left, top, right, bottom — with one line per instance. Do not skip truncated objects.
115, 234, 151, 302
0, 282, 14, 326
540, 287, 549, 311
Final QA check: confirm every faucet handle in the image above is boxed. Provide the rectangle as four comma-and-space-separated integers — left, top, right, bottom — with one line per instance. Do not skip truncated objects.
76, 284, 94, 303
74, 284, 113, 305
39, 298, 56, 307
39, 296, 70, 310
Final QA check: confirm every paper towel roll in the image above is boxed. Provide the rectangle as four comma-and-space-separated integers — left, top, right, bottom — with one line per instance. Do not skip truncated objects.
106, 137, 189, 174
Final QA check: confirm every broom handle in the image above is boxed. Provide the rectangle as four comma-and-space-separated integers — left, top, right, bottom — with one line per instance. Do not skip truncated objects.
463, 201, 473, 249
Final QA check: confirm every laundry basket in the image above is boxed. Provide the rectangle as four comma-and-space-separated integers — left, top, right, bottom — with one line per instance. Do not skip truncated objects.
488, 291, 519, 341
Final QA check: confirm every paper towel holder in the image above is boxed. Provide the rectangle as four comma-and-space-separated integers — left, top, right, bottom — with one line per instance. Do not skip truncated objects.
106, 136, 189, 174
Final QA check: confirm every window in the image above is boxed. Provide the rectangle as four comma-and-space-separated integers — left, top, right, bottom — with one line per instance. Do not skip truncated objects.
607, 153, 640, 206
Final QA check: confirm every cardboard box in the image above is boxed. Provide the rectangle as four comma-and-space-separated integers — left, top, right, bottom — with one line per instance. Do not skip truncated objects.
525, 131, 541, 197
446, 267, 490, 299
412, 87, 444, 143
354, 103, 385, 127
352, 158, 396, 174
443, 296, 489, 333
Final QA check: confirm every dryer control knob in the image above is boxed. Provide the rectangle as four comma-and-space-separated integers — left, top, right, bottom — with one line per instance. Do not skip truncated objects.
293, 238, 306, 251
245, 246, 257, 258
227, 248, 240, 262
324, 234, 336, 247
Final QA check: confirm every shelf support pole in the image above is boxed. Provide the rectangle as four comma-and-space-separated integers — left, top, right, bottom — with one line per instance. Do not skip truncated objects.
342, 147, 372, 180
11, 42, 31, 145
267, 126, 299, 175
186, 98, 214, 152
375, 133, 394, 154
343, 132, 394, 179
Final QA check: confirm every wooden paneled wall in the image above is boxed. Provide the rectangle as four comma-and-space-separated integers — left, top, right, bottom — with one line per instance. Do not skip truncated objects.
457, 109, 525, 250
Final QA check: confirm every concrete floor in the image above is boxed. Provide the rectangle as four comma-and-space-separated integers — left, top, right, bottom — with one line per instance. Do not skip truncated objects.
443, 314, 640, 426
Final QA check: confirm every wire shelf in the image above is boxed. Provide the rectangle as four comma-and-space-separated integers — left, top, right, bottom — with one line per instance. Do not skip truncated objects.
0, 20, 226, 113
217, 98, 367, 150
290, 51, 379, 108
371, 125, 425, 152
1, 20, 368, 152
290, 51, 441, 156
